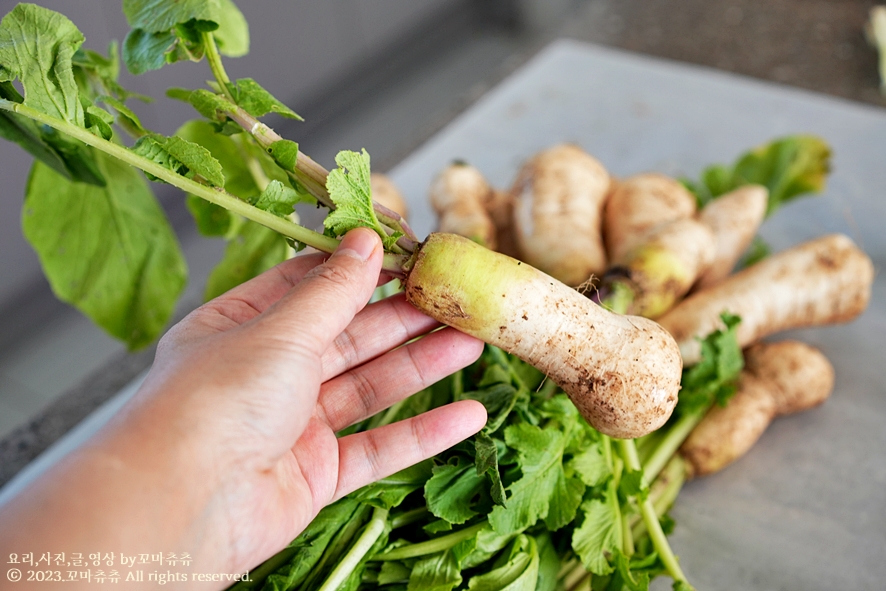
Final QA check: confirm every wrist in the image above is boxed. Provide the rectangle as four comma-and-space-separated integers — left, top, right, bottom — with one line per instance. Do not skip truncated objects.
0, 402, 231, 589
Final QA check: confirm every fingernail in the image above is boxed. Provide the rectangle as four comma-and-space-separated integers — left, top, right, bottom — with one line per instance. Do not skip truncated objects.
336, 228, 379, 262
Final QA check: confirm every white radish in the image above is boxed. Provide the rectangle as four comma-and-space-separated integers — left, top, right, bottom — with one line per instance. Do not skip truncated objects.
511, 144, 610, 286
429, 162, 497, 249
694, 184, 768, 289
657, 234, 874, 364
405, 233, 683, 439
681, 341, 834, 476
603, 173, 697, 263
600, 218, 715, 318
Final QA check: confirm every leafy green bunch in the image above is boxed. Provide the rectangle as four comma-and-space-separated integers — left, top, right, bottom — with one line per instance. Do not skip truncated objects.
0, 1, 415, 349
232, 321, 745, 591
232, 344, 720, 591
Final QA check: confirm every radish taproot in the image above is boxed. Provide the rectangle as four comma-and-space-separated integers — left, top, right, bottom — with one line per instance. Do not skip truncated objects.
429, 161, 498, 249
603, 172, 697, 263
657, 233, 874, 364
511, 144, 610, 286
680, 340, 834, 476
597, 217, 715, 318
694, 184, 768, 289
404, 232, 683, 439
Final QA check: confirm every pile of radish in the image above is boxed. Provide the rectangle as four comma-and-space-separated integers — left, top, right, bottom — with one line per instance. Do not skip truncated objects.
329, 136, 870, 590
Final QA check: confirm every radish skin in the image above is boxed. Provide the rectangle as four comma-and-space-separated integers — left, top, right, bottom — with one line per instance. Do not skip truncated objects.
694, 184, 768, 289
429, 162, 497, 249
405, 233, 683, 439
370, 173, 409, 218
657, 233, 874, 364
600, 218, 715, 319
680, 341, 834, 476
603, 173, 697, 263
511, 144, 610, 286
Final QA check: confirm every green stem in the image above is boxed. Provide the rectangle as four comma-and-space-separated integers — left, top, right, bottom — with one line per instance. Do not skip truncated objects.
601, 436, 624, 553
317, 507, 389, 591
488, 346, 527, 392
224, 104, 333, 206
616, 439, 689, 586
451, 369, 464, 399
561, 560, 590, 591
631, 456, 687, 541
244, 153, 272, 193
557, 557, 579, 580
621, 508, 635, 556
0, 100, 409, 275
642, 409, 706, 482
371, 522, 486, 561
599, 279, 634, 315
299, 504, 372, 591
202, 32, 236, 103
635, 429, 665, 464
227, 545, 299, 591
570, 571, 592, 591
390, 507, 429, 530
221, 104, 419, 251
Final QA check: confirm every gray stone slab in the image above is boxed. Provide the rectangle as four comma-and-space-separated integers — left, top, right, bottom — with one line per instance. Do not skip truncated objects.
388, 39, 886, 590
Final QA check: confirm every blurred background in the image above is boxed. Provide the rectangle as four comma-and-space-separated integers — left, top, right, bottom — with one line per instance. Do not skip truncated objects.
0, 0, 883, 483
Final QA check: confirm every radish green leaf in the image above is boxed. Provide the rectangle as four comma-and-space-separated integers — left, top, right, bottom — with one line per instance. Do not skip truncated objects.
22, 151, 186, 350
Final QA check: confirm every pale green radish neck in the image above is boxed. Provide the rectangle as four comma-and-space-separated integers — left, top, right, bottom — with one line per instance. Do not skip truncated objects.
599, 218, 715, 319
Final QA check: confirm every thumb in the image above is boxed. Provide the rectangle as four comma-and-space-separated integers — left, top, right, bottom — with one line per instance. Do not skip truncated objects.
251, 227, 384, 358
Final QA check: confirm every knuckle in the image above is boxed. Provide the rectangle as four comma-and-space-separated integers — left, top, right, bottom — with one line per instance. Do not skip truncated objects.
363, 432, 385, 480
331, 327, 361, 371
347, 371, 380, 423
302, 260, 360, 292
300, 260, 369, 309
409, 417, 431, 459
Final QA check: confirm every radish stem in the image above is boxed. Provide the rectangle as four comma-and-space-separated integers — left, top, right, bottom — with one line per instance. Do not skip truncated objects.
642, 411, 706, 482
0, 100, 410, 275
631, 457, 687, 541
390, 507, 429, 530
202, 32, 235, 103
371, 522, 486, 561
562, 561, 591, 591
615, 439, 689, 586
199, 37, 420, 252
317, 507, 389, 591
601, 435, 625, 553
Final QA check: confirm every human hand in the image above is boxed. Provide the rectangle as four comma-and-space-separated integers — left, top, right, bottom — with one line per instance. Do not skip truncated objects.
0, 228, 486, 587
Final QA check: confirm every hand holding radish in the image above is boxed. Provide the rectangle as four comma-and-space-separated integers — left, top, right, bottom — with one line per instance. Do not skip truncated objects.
0, 229, 488, 583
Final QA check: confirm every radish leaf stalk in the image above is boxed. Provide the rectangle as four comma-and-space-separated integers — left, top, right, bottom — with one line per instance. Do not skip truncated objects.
642, 313, 743, 480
